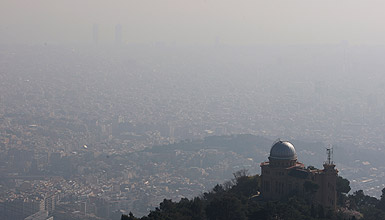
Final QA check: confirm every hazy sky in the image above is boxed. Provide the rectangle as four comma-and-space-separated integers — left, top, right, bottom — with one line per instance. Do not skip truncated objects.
1, 0, 385, 45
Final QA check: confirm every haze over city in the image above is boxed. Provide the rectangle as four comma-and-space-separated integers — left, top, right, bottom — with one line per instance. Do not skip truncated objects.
2, 0, 385, 45
1, 1, 385, 220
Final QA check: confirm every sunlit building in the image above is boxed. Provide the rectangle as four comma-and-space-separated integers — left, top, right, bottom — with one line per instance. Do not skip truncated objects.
260, 140, 338, 210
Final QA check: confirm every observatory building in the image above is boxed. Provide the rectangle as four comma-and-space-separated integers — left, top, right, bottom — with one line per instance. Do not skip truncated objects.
260, 140, 338, 210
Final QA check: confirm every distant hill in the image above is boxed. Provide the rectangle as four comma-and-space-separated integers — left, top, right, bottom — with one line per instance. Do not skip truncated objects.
146, 134, 272, 155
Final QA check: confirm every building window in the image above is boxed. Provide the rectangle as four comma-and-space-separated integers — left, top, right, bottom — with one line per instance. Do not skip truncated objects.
281, 182, 284, 194
275, 181, 278, 193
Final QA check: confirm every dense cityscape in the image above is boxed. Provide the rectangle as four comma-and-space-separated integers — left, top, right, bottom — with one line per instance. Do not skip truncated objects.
1, 44, 385, 219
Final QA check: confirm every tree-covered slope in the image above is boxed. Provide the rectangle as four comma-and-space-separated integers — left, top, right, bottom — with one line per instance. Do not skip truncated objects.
121, 172, 385, 220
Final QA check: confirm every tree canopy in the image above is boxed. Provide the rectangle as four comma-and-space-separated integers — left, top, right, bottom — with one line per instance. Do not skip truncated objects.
122, 173, 384, 220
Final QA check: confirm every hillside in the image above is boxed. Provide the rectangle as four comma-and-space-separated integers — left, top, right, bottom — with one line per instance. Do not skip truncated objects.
121, 173, 385, 220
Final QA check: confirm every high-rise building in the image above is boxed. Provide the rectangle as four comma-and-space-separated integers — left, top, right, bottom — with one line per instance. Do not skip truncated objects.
260, 140, 338, 210
115, 24, 122, 45
92, 24, 99, 44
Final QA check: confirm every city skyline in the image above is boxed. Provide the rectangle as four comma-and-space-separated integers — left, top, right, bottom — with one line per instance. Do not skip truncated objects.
2, 1, 385, 45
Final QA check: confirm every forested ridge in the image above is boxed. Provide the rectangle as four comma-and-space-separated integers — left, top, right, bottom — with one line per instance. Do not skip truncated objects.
122, 172, 385, 220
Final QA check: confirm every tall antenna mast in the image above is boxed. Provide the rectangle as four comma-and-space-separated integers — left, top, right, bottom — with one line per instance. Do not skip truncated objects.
326, 146, 333, 165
